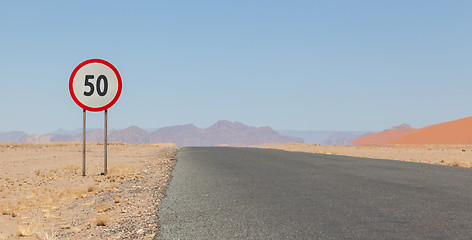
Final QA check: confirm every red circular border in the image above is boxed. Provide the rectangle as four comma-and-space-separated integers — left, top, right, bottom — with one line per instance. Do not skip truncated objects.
69, 59, 122, 112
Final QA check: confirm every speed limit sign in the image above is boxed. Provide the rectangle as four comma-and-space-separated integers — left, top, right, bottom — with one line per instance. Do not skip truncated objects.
69, 59, 122, 176
69, 59, 122, 111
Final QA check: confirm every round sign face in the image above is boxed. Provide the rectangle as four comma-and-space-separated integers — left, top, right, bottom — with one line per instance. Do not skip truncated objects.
69, 59, 122, 112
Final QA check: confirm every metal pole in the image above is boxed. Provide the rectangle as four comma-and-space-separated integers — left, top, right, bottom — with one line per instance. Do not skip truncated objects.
104, 109, 108, 175
82, 109, 86, 176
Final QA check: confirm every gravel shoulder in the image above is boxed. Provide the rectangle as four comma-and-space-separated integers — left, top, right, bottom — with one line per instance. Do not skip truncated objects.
0, 143, 177, 240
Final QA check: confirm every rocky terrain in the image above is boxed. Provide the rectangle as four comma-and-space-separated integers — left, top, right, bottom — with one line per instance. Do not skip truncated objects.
0, 143, 177, 240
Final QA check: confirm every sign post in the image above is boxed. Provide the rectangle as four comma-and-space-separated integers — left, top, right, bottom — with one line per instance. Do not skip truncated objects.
104, 109, 108, 175
83, 109, 86, 176
69, 59, 122, 176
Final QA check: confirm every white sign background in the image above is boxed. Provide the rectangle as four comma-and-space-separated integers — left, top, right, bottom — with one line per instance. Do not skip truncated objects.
69, 59, 122, 111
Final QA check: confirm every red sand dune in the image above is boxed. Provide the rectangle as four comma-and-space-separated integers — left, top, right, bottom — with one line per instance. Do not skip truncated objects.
351, 126, 417, 145
390, 116, 472, 145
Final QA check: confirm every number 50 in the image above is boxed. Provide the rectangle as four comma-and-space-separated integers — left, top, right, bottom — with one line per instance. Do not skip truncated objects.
84, 75, 108, 96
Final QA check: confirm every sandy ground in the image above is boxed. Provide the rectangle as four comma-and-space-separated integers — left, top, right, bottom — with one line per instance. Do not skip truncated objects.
253, 143, 472, 168
0, 143, 177, 240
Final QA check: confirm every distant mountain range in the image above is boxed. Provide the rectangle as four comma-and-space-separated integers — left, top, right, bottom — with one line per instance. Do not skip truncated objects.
277, 130, 373, 145
7, 116, 470, 146
0, 131, 27, 142
0, 120, 304, 146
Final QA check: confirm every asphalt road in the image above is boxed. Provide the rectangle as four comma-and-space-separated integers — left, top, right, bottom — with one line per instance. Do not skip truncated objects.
157, 147, 472, 239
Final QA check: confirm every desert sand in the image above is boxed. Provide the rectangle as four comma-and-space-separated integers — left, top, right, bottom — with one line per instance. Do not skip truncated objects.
353, 116, 472, 145
253, 143, 472, 168
0, 143, 177, 240
391, 116, 472, 145
351, 128, 417, 145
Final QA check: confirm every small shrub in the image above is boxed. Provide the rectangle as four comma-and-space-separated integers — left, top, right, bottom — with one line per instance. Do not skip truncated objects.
93, 215, 109, 226
97, 203, 111, 213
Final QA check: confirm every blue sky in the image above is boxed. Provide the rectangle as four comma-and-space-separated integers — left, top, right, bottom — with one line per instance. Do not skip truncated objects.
1, 1, 471, 133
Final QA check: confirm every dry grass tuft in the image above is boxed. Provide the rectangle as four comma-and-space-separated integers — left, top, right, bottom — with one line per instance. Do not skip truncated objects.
0, 203, 16, 216
92, 214, 109, 226
17, 217, 57, 239
82, 200, 96, 207
448, 161, 460, 167
16, 225, 34, 237
97, 203, 112, 213
108, 164, 138, 177
58, 223, 71, 230
43, 211, 56, 219
61, 187, 88, 200
35, 230, 57, 240
87, 185, 95, 192
70, 226, 82, 233
35, 232, 57, 240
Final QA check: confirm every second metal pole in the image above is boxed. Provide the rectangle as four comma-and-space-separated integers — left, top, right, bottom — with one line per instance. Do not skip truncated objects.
82, 109, 86, 176
104, 109, 108, 175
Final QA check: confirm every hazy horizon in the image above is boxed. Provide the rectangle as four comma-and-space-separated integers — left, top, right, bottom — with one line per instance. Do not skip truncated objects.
2, 120, 379, 135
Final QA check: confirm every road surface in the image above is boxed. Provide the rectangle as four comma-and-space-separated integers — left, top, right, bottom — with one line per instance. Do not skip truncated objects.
158, 147, 472, 239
